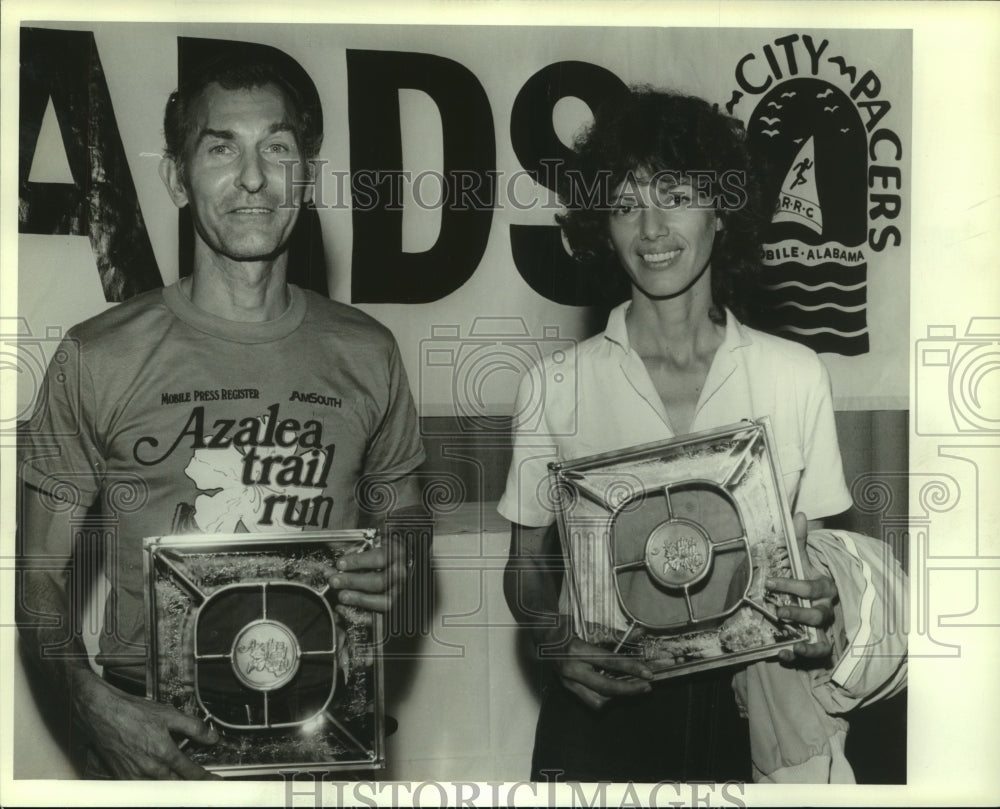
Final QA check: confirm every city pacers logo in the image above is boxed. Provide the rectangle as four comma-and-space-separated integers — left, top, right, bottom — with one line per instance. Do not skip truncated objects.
725, 34, 905, 356
232, 619, 302, 691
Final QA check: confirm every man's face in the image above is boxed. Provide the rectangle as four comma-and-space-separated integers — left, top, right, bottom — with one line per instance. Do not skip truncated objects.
165, 82, 312, 263
607, 171, 721, 300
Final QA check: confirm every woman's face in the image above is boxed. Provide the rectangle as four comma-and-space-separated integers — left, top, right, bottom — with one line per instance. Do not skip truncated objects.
607, 171, 722, 301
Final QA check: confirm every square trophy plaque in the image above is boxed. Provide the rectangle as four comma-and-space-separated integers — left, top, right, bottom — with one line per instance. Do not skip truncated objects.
142, 529, 384, 776
548, 418, 816, 681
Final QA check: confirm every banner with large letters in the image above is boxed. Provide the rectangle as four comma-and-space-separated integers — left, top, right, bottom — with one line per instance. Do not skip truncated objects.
16, 22, 910, 418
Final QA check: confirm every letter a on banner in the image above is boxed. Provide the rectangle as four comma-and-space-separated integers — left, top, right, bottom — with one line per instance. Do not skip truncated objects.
19, 27, 163, 301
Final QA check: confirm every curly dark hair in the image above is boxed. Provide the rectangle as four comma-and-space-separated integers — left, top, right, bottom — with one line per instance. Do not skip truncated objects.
557, 87, 769, 320
163, 46, 323, 175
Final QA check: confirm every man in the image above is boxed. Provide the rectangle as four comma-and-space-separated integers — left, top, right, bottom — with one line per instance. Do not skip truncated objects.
16, 52, 424, 779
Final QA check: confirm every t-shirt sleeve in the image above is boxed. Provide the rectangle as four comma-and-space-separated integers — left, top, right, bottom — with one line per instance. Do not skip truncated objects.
794, 359, 852, 520
496, 361, 562, 528
18, 335, 104, 551
364, 339, 425, 480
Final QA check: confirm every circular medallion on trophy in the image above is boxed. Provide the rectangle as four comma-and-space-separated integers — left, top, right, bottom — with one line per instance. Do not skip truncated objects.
231, 619, 302, 691
644, 520, 711, 588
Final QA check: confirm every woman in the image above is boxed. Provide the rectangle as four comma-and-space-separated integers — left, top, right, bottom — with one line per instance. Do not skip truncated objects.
499, 88, 852, 782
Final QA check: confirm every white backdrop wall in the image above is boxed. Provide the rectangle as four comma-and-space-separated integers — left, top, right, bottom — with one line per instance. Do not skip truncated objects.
16, 22, 911, 424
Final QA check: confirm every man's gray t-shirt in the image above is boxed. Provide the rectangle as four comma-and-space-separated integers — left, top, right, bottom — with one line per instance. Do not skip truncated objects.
20, 282, 425, 677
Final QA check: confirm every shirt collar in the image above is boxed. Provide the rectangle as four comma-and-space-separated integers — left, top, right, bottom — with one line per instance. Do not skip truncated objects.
603, 301, 753, 353
603, 301, 632, 352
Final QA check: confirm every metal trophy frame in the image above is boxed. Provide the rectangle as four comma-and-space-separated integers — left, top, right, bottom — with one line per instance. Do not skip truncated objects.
142, 529, 384, 776
548, 418, 817, 680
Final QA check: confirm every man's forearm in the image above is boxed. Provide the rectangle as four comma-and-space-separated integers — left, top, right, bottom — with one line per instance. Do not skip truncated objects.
17, 556, 222, 780
16, 566, 101, 714
16, 478, 101, 695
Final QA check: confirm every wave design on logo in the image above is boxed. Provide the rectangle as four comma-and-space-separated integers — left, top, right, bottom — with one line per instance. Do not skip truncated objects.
773, 319, 869, 355
756, 265, 870, 355
766, 280, 867, 293
774, 301, 868, 314
775, 327, 869, 355
772, 305, 867, 330
779, 325, 869, 338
